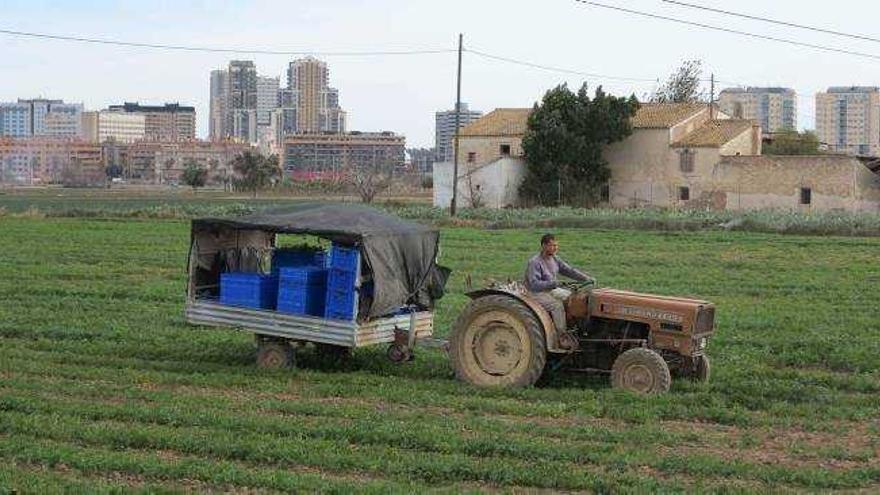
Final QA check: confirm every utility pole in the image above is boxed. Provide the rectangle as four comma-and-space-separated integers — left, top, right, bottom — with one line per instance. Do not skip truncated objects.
450, 33, 463, 216
709, 73, 715, 120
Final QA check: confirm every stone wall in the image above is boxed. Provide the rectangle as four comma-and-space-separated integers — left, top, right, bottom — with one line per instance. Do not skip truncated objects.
710, 155, 880, 211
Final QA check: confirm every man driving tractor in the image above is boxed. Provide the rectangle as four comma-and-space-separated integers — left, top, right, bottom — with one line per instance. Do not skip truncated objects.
524, 234, 595, 332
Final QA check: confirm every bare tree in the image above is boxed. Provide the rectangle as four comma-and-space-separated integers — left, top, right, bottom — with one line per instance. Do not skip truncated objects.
348, 161, 394, 203
651, 60, 705, 103
465, 173, 484, 208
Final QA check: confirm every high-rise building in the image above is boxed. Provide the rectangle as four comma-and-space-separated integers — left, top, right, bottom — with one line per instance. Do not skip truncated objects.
228, 60, 258, 142
209, 69, 229, 140
82, 111, 146, 144
718, 88, 796, 134
435, 102, 483, 162
287, 57, 346, 133
108, 102, 196, 141
0, 99, 83, 138
256, 76, 280, 128
816, 86, 880, 156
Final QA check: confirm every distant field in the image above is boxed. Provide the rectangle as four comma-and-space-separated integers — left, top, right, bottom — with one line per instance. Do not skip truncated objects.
1, 216, 879, 493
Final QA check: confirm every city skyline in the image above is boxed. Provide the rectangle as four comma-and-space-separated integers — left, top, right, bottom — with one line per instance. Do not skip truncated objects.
6, 1, 880, 147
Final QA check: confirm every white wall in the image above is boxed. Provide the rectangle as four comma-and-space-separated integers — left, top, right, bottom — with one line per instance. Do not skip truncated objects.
433, 158, 527, 209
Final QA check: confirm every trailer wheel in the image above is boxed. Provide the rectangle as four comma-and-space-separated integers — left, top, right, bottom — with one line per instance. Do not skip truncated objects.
449, 295, 546, 388
611, 348, 671, 394
256, 338, 295, 369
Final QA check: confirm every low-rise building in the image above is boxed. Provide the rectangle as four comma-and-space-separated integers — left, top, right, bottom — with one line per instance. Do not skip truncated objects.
283, 132, 405, 179
433, 108, 529, 209
102, 140, 251, 184
108, 102, 196, 142
0, 137, 102, 184
82, 111, 146, 144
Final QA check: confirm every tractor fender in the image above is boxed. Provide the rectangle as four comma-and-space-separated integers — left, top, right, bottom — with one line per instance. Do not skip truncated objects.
465, 288, 568, 354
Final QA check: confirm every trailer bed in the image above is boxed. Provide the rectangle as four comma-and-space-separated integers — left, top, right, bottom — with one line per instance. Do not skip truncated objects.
185, 300, 433, 348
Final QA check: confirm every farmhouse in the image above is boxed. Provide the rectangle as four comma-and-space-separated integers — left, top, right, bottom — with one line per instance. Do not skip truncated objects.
433, 102, 880, 212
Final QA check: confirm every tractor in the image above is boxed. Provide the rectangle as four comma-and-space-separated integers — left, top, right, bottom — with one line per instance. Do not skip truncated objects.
448, 281, 714, 394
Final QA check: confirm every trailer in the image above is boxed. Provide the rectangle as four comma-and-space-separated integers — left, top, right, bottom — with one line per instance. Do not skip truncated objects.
184, 203, 449, 367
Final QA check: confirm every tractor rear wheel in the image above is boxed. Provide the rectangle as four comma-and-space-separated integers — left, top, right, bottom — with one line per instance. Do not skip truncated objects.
256, 338, 295, 369
611, 347, 671, 394
449, 295, 546, 388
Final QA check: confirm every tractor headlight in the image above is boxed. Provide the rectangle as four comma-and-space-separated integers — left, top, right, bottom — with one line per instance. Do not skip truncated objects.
698, 337, 708, 350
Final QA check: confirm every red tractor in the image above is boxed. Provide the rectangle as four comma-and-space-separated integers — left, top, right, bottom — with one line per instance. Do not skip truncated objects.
448, 282, 714, 394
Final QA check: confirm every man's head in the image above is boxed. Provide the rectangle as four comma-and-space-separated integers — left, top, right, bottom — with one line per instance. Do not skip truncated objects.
540, 233, 558, 257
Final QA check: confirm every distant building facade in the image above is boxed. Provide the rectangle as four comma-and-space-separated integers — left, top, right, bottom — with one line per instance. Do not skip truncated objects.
287, 57, 346, 134
435, 102, 483, 163
718, 87, 796, 134
209, 69, 229, 140
0, 99, 83, 138
82, 111, 146, 144
0, 137, 102, 184
407, 147, 435, 174
816, 86, 880, 156
108, 102, 196, 141
283, 132, 404, 178
256, 76, 280, 128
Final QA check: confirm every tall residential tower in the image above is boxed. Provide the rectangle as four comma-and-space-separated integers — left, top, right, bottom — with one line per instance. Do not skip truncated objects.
816, 86, 880, 156
718, 87, 796, 134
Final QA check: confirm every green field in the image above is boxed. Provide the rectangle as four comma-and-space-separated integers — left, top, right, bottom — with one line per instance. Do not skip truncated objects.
1, 214, 879, 493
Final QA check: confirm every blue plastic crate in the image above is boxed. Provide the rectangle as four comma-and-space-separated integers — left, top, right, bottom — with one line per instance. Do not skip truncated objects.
272, 249, 325, 273
328, 244, 360, 272
324, 286, 357, 321
327, 267, 357, 291
277, 267, 327, 317
220, 273, 278, 310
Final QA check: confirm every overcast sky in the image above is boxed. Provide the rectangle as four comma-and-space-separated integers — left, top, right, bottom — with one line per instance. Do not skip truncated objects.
3, 0, 879, 147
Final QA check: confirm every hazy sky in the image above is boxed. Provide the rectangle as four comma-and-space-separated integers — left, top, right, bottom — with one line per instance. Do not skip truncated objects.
3, 0, 879, 147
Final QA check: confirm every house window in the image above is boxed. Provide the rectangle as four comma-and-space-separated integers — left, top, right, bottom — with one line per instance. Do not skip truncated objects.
679, 186, 690, 201
679, 149, 695, 173
499, 144, 511, 156
467, 152, 476, 163
800, 187, 811, 205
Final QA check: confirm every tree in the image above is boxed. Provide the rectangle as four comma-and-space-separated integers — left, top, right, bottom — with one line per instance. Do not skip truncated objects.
521, 83, 640, 206
348, 160, 394, 203
763, 130, 821, 155
231, 150, 279, 197
182, 160, 208, 192
651, 59, 705, 103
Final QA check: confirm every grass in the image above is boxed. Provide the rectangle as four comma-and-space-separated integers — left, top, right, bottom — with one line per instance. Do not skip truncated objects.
3, 187, 880, 236
0, 213, 879, 492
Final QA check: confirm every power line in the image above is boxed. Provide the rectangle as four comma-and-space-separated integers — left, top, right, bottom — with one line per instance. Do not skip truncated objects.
0, 28, 455, 56
660, 0, 880, 45
465, 47, 659, 82
571, 0, 880, 61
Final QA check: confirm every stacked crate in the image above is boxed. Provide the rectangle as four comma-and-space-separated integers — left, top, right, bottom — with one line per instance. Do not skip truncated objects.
271, 248, 326, 273
219, 273, 279, 310
276, 267, 328, 317
324, 244, 360, 320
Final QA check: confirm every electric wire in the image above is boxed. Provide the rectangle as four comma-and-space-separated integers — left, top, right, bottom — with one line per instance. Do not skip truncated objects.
572, 0, 880, 61
660, 0, 880, 45
465, 47, 659, 82
0, 28, 455, 56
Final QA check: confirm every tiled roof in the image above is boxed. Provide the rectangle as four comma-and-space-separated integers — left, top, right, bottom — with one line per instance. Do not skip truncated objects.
459, 108, 531, 137
458, 102, 710, 137
631, 103, 707, 128
673, 119, 755, 148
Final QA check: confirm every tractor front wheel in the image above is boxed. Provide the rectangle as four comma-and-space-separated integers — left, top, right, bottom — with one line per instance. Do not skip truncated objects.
611, 347, 671, 394
691, 354, 711, 383
449, 295, 546, 388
